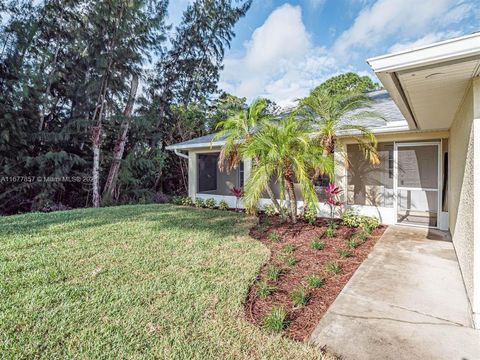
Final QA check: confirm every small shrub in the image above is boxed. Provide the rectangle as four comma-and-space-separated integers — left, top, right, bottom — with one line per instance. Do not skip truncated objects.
324, 221, 336, 238
357, 229, 368, 241
290, 285, 311, 307
310, 238, 325, 250
267, 232, 281, 242
303, 207, 317, 225
264, 204, 276, 217
325, 261, 342, 274
257, 281, 277, 298
218, 200, 229, 211
284, 255, 298, 267
263, 306, 287, 332
181, 197, 194, 206
359, 216, 380, 234
195, 198, 205, 208
337, 248, 352, 258
342, 209, 361, 227
346, 238, 359, 249
170, 195, 184, 205
281, 244, 295, 254
205, 198, 216, 209
305, 275, 324, 288
266, 265, 282, 281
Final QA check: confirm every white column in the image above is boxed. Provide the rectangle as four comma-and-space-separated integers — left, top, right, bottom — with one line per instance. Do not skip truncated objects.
472, 77, 480, 328
188, 151, 197, 200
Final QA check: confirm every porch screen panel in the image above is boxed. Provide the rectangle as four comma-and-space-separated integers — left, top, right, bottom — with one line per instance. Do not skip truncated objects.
347, 142, 394, 207
397, 146, 438, 189
198, 154, 218, 192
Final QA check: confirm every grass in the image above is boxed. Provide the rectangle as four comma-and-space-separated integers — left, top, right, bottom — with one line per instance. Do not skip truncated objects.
266, 265, 283, 281
0, 204, 323, 359
305, 275, 324, 289
325, 261, 342, 274
337, 248, 352, 258
257, 281, 277, 298
281, 244, 295, 254
267, 232, 282, 242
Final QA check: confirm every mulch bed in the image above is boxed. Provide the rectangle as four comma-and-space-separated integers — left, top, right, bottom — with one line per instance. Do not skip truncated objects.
244, 214, 386, 342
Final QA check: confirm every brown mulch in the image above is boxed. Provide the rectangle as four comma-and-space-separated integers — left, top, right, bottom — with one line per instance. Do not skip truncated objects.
244, 214, 386, 342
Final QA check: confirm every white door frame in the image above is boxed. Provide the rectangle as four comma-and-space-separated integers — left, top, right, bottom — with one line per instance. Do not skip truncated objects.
393, 141, 442, 228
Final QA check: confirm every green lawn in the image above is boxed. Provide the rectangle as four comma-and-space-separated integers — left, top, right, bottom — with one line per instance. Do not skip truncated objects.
0, 204, 323, 359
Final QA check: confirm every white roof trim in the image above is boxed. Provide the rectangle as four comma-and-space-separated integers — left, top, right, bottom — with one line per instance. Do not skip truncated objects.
367, 32, 480, 73
165, 123, 411, 151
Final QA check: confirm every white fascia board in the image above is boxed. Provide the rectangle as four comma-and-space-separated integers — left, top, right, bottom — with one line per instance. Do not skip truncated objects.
367, 32, 480, 73
165, 141, 225, 151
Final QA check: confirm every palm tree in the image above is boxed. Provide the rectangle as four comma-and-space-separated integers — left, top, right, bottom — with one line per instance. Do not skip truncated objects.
299, 89, 383, 166
212, 98, 283, 213
242, 116, 333, 223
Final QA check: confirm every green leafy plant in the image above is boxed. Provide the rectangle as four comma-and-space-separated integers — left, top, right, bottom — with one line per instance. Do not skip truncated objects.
359, 216, 380, 234
195, 198, 205, 208
303, 207, 317, 225
337, 248, 352, 258
342, 209, 361, 227
325, 261, 342, 274
218, 200, 229, 211
205, 198, 216, 209
256, 281, 277, 298
290, 285, 310, 307
282, 244, 295, 254
170, 196, 184, 205
357, 229, 368, 241
263, 306, 287, 333
263, 204, 276, 217
324, 221, 336, 238
266, 265, 282, 281
267, 232, 281, 242
346, 238, 359, 249
310, 238, 325, 250
181, 197, 194, 206
305, 275, 324, 289
284, 255, 298, 267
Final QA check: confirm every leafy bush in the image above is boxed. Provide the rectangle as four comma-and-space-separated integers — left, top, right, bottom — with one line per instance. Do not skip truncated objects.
263, 306, 287, 332
218, 200, 229, 211
310, 238, 325, 250
170, 195, 184, 205
325, 261, 342, 274
282, 244, 295, 254
205, 198, 216, 209
263, 204, 276, 217
342, 209, 361, 227
266, 265, 282, 281
257, 281, 277, 298
359, 216, 380, 233
346, 238, 358, 249
181, 197, 194, 206
337, 248, 352, 258
267, 232, 281, 242
305, 275, 324, 288
303, 207, 317, 225
195, 198, 205, 208
290, 285, 310, 307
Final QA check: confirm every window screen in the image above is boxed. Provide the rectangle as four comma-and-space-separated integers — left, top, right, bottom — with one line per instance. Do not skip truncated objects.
198, 154, 218, 192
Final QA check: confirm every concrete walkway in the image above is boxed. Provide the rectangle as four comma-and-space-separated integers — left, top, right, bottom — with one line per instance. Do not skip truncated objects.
310, 225, 480, 360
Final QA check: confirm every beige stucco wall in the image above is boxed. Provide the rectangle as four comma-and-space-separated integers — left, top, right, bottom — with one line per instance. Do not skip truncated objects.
449, 82, 475, 306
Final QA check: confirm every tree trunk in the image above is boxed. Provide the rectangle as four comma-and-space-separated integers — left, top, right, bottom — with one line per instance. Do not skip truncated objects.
92, 127, 102, 208
285, 178, 297, 223
102, 74, 139, 202
252, 156, 282, 214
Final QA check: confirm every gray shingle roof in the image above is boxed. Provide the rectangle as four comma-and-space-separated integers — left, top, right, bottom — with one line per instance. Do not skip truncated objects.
166, 89, 407, 150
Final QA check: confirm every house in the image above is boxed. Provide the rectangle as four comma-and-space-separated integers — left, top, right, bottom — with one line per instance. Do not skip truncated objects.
166, 32, 480, 328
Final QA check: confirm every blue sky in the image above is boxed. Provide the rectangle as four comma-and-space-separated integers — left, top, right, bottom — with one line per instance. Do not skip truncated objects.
170, 0, 480, 105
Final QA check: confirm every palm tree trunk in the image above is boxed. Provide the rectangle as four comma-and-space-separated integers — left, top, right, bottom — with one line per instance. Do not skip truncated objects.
285, 179, 297, 223
253, 156, 282, 214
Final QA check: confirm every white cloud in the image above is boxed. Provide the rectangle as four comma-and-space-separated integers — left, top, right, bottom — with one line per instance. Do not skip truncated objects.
220, 4, 337, 106
308, 0, 326, 10
333, 0, 469, 57
388, 31, 462, 53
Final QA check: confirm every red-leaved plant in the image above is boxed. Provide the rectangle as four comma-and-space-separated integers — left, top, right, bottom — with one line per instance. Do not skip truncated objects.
230, 187, 243, 211
325, 183, 343, 219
